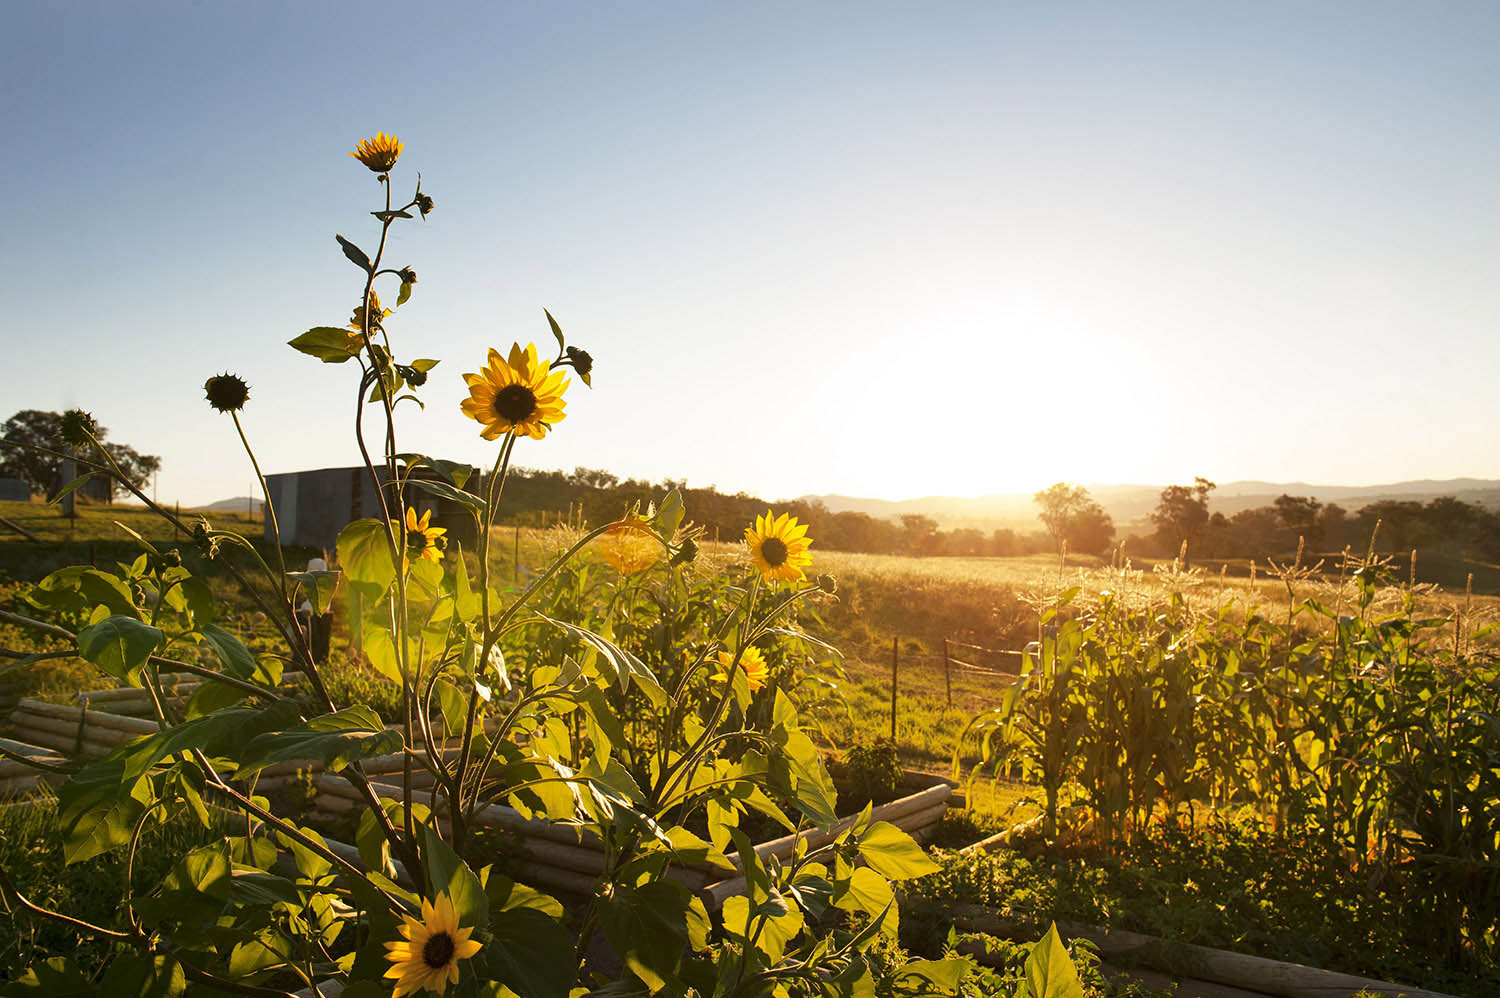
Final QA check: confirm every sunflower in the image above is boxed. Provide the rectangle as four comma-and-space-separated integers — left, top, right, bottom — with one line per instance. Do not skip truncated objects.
350, 132, 404, 173
460, 342, 569, 441
745, 510, 813, 583
394, 507, 447, 564
598, 518, 659, 575
383, 892, 481, 997
712, 646, 769, 693
349, 291, 391, 334
203, 373, 250, 413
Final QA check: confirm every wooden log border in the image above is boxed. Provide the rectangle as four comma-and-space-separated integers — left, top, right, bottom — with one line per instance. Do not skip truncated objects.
949, 904, 1457, 998
296, 769, 954, 907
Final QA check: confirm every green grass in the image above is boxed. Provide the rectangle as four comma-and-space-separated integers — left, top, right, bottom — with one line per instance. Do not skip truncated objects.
0, 793, 227, 979
0, 500, 289, 702
0, 499, 260, 544
907, 816, 1500, 996
0, 499, 261, 585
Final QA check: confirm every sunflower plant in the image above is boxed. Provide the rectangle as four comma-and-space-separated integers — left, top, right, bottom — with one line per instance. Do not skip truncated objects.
0, 135, 967, 998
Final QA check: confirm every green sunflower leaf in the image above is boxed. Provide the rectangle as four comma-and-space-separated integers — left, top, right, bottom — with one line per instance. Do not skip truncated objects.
289, 326, 361, 363
544, 308, 565, 351
336, 233, 372, 272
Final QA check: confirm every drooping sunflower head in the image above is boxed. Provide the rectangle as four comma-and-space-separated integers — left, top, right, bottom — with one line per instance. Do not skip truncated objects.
203, 373, 251, 413
394, 507, 447, 564
598, 518, 658, 575
59, 409, 98, 447
350, 132, 404, 173
383, 892, 481, 997
744, 510, 813, 583
712, 646, 769, 693
460, 342, 569, 441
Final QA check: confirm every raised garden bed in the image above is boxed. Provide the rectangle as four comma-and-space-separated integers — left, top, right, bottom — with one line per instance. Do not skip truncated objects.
3, 695, 959, 917
301, 767, 957, 907
907, 811, 1495, 997
7, 698, 158, 757
952, 903, 1458, 998
4, 689, 454, 760
0, 736, 64, 797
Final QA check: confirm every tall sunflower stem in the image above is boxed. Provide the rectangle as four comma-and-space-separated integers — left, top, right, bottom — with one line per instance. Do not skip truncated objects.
451, 436, 515, 850
345, 176, 428, 884
230, 411, 290, 601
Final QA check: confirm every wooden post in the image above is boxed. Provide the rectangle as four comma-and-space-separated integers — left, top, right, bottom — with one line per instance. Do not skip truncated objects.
60, 458, 76, 519
942, 638, 952, 708
889, 636, 898, 741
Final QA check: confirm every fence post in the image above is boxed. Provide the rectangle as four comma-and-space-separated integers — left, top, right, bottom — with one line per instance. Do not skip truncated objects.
60, 458, 76, 519
889, 635, 898, 742
943, 638, 952, 708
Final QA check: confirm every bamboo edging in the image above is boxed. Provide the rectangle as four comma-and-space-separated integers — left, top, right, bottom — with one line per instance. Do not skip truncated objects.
0, 736, 66, 797
15, 699, 158, 734
4, 697, 955, 913
700, 777, 954, 909
950, 904, 1457, 998
303, 769, 954, 907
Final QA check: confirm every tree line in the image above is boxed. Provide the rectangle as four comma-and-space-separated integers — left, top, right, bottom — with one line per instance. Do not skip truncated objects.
496, 467, 1057, 557
0, 409, 161, 502
1140, 477, 1500, 564
501, 468, 1499, 563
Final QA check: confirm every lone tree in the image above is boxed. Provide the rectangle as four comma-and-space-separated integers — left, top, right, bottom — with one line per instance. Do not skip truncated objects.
1151, 476, 1216, 564
899, 514, 940, 557
0, 409, 161, 501
1033, 482, 1115, 555
1273, 494, 1324, 547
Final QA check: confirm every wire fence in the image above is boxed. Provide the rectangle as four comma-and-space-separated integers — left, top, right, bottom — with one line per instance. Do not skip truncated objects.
839, 636, 1029, 741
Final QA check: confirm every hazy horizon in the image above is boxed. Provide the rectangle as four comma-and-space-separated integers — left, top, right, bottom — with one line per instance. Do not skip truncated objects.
151, 472, 1500, 518
4, 2, 1498, 506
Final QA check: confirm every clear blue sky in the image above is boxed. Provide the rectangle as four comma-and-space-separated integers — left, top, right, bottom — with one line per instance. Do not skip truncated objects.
3, 2, 1497, 506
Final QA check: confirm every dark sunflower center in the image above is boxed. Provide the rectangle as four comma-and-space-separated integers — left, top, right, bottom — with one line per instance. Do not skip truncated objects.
494, 384, 538, 423
760, 537, 789, 567
406, 529, 428, 552
423, 931, 455, 969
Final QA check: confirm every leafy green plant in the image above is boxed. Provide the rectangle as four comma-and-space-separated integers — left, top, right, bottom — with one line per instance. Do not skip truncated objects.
841, 739, 904, 805
956, 550, 1500, 978
0, 135, 969, 997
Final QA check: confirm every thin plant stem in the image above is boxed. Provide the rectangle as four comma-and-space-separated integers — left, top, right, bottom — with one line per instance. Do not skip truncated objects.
451, 436, 515, 847
230, 411, 290, 600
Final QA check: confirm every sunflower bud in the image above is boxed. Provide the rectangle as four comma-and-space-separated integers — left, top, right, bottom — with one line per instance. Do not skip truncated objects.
565, 346, 593, 379
416, 194, 435, 217
397, 267, 417, 285
817, 573, 838, 595
670, 538, 699, 566
203, 373, 251, 413
147, 549, 182, 575
192, 519, 220, 560
396, 364, 427, 387
60, 409, 97, 447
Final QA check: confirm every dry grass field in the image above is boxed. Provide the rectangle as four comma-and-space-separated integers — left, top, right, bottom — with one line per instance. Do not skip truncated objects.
3, 506, 1492, 829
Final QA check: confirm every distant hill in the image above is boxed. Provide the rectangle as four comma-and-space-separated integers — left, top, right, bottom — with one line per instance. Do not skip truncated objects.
199, 496, 265, 515
799, 479, 1500, 532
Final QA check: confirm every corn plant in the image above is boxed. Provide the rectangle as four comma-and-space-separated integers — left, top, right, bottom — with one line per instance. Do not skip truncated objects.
958, 557, 1500, 971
